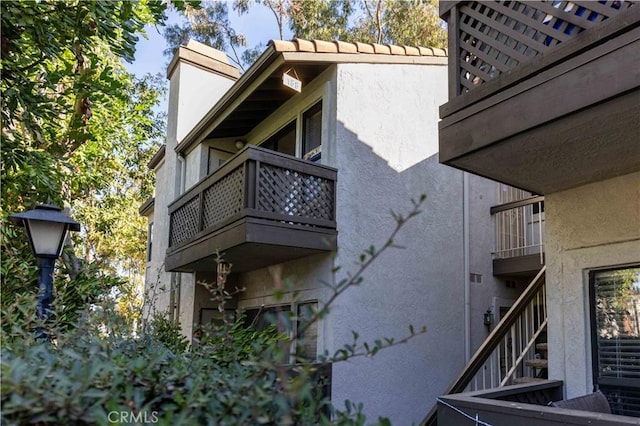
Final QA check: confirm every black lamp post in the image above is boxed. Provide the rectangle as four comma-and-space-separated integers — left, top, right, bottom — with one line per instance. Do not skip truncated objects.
10, 204, 80, 335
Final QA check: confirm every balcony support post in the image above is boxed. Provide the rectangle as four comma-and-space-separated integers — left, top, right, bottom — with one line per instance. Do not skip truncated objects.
447, 3, 461, 98
245, 160, 257, 209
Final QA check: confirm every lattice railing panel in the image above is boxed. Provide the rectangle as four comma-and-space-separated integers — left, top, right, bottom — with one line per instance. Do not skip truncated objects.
456, 0, 635, 94
202, 166, 245, 229
257, 164, 334, 225
168, 148, 337, 251
170, 196, 200, 247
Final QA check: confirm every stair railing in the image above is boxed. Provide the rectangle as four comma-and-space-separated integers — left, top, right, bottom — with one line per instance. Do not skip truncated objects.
422, 266, 547, 426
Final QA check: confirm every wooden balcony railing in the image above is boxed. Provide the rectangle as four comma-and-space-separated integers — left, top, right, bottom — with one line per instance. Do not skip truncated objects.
435, 380, 640, 426
440, 1, 636, 97
422, 266, 547, 425
167, 146, 337, 269
492, 195, 545, 261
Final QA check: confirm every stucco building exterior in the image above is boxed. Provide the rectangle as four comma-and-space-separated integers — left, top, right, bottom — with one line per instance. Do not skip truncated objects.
432, 1, 639, 425
141, 39, 542, 424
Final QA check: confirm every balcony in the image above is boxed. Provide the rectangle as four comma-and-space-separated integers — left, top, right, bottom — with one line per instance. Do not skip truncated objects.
166, 146, 337, 273
436, 380, 640, 425
438, 1, 640, 194
492, 195, 545, 276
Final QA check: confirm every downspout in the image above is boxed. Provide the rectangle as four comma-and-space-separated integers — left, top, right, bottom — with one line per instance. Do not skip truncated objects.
463, 171, 471, 362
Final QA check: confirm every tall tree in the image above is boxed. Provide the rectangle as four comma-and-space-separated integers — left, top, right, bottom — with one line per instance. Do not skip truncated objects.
164, 0, 446, 73
1, 0, 186, 330
164, 2, 250, 70
293, 0, 446, 47
288, 0, 354, 42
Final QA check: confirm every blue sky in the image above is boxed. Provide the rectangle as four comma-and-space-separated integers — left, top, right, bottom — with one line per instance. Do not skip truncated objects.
126, 5, 289, 79
124, 4, 291, 114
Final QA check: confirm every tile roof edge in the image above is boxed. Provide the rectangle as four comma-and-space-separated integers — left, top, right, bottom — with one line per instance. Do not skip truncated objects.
269, 39, 448, 57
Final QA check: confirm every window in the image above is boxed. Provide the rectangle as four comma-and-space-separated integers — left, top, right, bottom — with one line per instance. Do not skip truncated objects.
262, 122, 296, 156
258, 101, 323, 162
302, 102, 322, 161
589, 266, 640, 417
207, 147, 229, 175
243, 302, 318, 363
297, 302, 318, 361
243, 305, 292, 333
169, 273, 181, 322
146, 222, 153, 262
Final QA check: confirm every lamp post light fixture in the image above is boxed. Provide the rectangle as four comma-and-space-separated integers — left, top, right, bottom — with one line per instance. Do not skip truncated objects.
9, 204, 80, 336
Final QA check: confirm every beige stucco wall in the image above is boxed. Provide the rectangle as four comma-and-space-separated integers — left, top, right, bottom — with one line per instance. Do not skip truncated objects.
184, 60, 510, 425
545, 171, 640, 398
149, 48, 520, 424
145, 47, 237, 337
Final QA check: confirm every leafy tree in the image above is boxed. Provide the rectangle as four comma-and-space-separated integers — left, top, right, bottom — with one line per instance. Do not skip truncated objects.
164, 0, 446, 72
1, 0, 191, 330
288, 0, 355, 42
164, 1, 251, 70
348, 0, 447, 47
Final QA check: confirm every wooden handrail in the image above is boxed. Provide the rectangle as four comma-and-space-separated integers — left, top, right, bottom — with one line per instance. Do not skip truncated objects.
422, 265, 546, 426
490, 196, 544, 214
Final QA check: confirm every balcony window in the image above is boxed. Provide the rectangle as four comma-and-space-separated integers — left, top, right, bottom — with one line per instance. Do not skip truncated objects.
259, 101, 322, 162
303, 101, 322, 162
262, 121, 296, 156
590, 265, 640, 417
207, 147, 230, 175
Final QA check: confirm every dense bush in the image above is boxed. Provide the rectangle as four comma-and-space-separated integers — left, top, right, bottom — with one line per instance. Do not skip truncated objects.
2, 197, 426, 425
1, 306, 373, 425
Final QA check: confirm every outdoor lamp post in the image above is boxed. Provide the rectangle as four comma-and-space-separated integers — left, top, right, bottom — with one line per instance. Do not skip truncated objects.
9, 204, 80, 334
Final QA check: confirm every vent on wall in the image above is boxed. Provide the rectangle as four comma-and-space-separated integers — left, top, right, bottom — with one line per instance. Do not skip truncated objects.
470, 273, 483, 283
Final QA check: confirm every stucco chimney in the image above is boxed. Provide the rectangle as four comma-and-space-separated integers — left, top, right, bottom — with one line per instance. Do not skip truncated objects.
166, 40, 239, 147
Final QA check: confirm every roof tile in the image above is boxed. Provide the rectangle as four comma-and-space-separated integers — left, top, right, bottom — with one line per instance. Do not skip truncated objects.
388, 44, 405, 55
418, 46, 434, 56
294, 38, 315, 52
355, 42, 375, 54
433, 47, 448, 56
313, 39, 337, 53
403, 46, 420, 56
270, 40, 298, 52
271, 38, 448, 58
334, 40, 358, 53
372, 43, 391, 54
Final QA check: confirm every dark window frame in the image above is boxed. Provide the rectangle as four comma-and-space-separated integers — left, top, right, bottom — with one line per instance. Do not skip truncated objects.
302, 101, 322, 162
589, 264, 640, 417
146, 222, 153, 262
262, 121, 296, 156
242, 301, 319, 363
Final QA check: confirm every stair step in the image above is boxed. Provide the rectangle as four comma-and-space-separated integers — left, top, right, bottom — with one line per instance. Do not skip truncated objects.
512, 377, 548, 384
536, 343, 548, 351
525, 359, 548, 369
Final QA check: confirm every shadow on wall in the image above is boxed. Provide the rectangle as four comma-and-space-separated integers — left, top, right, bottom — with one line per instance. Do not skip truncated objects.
324, 120, 468, 425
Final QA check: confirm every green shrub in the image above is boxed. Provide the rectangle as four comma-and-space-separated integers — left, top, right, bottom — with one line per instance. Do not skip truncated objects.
1, 311, 370, 425
2, 196, 427, 425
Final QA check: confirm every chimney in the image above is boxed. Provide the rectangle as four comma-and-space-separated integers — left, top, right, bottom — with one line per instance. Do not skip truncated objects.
166, 40, 239, 147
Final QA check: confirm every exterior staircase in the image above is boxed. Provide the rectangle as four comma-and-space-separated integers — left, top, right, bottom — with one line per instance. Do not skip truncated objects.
513, 342, 548, 384
422, 266, 547, 425
526, 343, 549, 378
